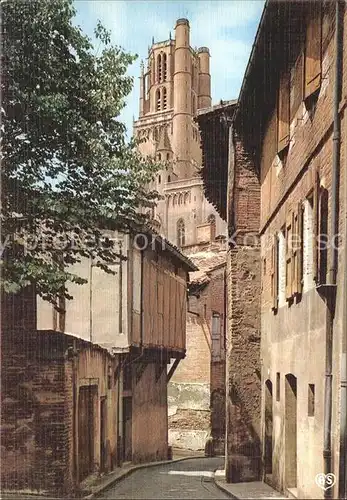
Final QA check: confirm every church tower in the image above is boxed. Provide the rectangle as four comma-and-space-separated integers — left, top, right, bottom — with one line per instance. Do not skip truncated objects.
134, 19, 225, 248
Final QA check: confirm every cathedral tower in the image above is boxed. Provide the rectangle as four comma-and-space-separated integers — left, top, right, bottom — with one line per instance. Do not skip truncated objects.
133, 19, 223, 248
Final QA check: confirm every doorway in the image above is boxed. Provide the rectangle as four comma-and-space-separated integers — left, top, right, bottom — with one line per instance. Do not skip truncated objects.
100, 397, 107, 473
123, 397, 132, 462
285, 374, 297, 489
264, 379, 273, 477
78, 385, 97, 481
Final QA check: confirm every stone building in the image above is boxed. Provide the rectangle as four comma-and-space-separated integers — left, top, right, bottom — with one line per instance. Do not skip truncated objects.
1, 226, 196, 496
134, 18, 228, 453
199, 1, 347, 498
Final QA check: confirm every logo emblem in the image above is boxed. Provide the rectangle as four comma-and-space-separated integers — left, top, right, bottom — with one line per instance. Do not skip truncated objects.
315, 473, 336, 491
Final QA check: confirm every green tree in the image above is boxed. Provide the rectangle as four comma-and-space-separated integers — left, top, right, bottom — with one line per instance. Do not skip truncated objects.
1, 0, 160, 304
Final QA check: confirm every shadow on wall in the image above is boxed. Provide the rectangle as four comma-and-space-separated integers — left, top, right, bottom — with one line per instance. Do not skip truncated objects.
227, 380, 261, 483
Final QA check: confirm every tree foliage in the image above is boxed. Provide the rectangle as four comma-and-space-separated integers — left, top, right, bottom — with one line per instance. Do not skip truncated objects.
1, 0, 161, 303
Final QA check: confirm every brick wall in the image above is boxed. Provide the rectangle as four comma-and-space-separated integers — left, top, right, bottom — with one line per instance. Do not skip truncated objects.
1, 330, 71, 495
246, 4, 347, 497
1, 329, 119, 496
226, 134, 261, 482
168, 258, 226, 452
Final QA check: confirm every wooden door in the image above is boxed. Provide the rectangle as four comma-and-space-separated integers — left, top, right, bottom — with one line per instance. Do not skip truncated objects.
78, 386, 96, 481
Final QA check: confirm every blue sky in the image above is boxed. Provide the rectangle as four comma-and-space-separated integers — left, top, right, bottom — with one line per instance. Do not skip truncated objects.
74, 1, 265, 136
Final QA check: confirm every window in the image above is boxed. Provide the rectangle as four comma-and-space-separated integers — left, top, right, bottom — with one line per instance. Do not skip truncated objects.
304, 2, 322, 101
308, 384, 315, 416
270, 234, 279, 311
168, 175, 171, 183
285, 213, 293, 301
156, 89, 161, 111
177, 219, 185, 247
303, 197, 314, 291
158, 153, 161, 161
276, 373, 280, 402
166, 153, 170, 161
158, 174, 161, 183
163, 53, 167, 81
211, 312, 221, 358
313, 167, 328, 285
278, 70, 290, 155
163, 87, 167, 109
278, 229, 286, 307
157, 54, 162, 82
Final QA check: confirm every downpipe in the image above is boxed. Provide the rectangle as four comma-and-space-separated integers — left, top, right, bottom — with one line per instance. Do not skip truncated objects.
339, 27, 347, 500
324, 2, 343, 498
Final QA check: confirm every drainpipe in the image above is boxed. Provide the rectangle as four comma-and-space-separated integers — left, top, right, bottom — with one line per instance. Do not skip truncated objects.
339, 38, 347, 500
324, 2, 343, 498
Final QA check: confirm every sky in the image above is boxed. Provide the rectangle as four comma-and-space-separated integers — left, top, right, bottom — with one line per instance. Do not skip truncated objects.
74, 1, 265, 137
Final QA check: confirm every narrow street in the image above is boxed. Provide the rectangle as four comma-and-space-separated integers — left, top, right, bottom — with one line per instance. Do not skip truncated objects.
97, 458, 228, 499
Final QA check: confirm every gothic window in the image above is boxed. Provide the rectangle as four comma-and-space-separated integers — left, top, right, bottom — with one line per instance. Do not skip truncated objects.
178, 194, 183, 205
157, 54, 162, 82
163, 87, 167, 110
173, 194, 177, 206
177, 219, 185, 247
184, 192, 189, 204
154, 127, 159, 142
156, 89, 161, 111
163, 53, 167, 81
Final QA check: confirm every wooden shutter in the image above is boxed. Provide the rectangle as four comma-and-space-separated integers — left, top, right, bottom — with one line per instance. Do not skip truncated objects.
313, 167, 320, 282
285, 213, 293, 300
278, 71, 290, 153
292, 211, 298, 295
271, 236, 279, 311
304, 3, 322, 99
291, 52, 304, 119
296, 202, 304, 295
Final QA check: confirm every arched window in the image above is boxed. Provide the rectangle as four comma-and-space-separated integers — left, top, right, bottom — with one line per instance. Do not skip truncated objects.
173, 194, 177, 206
163, 53, 167, 81
177, 219, 185, 247
178, 194, 183, 205
158, 153, 161, 161
162, 87, 167, 109
158, 174, 161, 183
156, 89, 161, 111
157, 54, 162, 82
166, 153, 170, 161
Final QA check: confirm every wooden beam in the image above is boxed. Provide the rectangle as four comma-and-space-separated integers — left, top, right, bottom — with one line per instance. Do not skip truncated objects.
167, 358, 180, 382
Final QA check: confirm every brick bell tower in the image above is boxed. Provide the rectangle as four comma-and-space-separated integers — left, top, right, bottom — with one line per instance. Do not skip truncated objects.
134, 19, 220, 247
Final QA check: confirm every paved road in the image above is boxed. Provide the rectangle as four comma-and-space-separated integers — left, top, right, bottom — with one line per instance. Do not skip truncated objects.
98, 457, 229, 499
